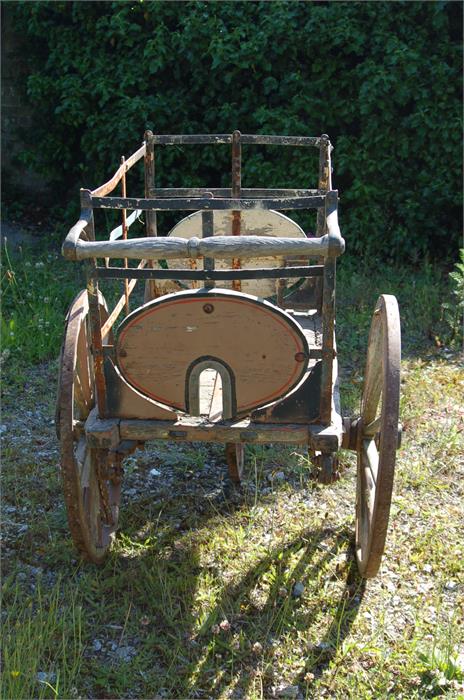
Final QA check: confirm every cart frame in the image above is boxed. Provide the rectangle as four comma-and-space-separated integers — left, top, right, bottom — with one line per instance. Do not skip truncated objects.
58, 131, 401, 577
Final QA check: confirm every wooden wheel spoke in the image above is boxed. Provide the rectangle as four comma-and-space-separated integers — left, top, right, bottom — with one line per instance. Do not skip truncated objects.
74, 372, 91, 417
362, 438, 379, 486
363, 415, 381, 438
80, 448, 91, 488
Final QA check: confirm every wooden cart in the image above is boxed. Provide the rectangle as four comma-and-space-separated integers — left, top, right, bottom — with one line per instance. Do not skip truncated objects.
58, 131, 401, 578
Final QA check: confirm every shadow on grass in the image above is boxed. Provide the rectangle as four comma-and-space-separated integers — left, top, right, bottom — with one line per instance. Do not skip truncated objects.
76, 469, 365, 698
181, 523, 365, 698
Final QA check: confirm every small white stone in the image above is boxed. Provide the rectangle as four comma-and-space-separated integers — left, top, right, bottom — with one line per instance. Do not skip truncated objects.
445, 580, 457, 591
292, 582, 305, 598
114, 645, 136, 662
423, 564, 433, 574
149, 468, 161, 477
274, 684, 299, 698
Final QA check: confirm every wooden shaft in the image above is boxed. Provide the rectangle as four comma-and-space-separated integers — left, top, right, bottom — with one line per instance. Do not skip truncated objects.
69, 233, 343, 261
91, 144, 146, 197
121, 156, 129, 315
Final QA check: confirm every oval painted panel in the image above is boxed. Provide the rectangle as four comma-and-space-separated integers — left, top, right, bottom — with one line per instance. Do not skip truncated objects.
116, 289, 310, 416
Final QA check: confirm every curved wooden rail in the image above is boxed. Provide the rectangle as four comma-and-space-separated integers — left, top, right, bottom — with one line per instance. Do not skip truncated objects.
90, 143, 146, 197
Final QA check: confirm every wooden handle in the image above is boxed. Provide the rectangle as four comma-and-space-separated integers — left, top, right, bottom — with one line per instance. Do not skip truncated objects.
64, 233, 345, 261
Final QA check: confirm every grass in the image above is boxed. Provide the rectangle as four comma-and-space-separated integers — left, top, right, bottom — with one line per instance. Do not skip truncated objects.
1, 240, 463, 699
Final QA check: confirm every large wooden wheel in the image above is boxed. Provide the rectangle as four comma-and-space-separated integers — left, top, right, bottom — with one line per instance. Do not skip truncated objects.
355, 294, 401, 578
57, 290, 120, 563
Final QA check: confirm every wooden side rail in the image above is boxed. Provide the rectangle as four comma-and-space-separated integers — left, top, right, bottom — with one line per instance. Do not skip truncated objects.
149, 134, 325, 147
147, 187, 320, 198
65, 208, 94, 246
88, 194, 325, 212
90, 143, 146, 198
63, 233, 345, 262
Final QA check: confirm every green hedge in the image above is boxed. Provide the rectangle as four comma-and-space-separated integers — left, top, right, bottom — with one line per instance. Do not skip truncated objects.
11, 0, 462, 260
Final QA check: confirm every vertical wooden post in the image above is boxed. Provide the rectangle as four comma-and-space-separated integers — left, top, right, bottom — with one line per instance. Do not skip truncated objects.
316, 134, 332, 234
121, 156, 129, 315
202, 211, 214, 289
319, 190, 336, 426
144, 130, 158, 302
231, 130, 242, 291
79, 197, 107, 417
313, 135, 333, 313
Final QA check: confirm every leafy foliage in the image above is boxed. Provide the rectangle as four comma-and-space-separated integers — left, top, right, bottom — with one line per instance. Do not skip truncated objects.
442, 249, 464, 348
10, 0, 462, 259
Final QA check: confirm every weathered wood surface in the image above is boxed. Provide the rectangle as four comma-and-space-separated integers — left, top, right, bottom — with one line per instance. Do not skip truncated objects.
64, 208, 93, 248
84, 407, 120, 448
251, 312, 322, 424
144, 129, 158, 301
90, 143, 146, 197
149, 134, 324, 147
103, 357, 177, 420
320, 259, 336, 424
66, 233, 342, 262
94, 265, 324, 282
148, 187, 319, 198
115, 289, 310, 415
156, 209, 307, 297
89, 195, 325, 212
116, 416, 340, 450
84, 413, 342, 451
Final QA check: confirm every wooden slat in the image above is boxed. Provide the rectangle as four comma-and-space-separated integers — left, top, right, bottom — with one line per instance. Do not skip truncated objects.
149, 134, 322, 147
90, 195, 325, 212
241, 134, 322, 147
94, 265, 324, 281
148, 187, 320, 198
152, 134, 233, 145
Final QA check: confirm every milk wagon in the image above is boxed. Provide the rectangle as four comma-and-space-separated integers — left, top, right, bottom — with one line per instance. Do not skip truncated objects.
58, 131, 401, 577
